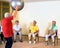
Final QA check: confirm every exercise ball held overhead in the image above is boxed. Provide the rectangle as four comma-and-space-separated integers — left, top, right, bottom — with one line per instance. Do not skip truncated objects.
11, 0, 24, 11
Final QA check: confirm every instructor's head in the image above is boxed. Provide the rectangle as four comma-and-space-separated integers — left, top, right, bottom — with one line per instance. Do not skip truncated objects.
4, 12, 10, 18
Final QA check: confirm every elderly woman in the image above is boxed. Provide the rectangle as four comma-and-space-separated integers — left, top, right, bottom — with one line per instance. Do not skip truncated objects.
45, 21, 57, 46
28, 20, 39, 44
2, 6, 18, 48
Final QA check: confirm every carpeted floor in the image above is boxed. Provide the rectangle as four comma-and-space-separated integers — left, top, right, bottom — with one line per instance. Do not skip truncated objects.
0, 40, 60, 48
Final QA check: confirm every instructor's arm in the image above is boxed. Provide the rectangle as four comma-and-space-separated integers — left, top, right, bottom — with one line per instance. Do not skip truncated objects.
10, 6, 18, 18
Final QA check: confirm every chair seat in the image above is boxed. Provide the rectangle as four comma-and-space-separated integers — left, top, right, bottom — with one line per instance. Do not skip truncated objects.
49, 35, 57, 38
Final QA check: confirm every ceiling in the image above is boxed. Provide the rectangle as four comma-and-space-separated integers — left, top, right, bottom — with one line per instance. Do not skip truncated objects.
25, 0, 60, 2
1, 0, 60, 2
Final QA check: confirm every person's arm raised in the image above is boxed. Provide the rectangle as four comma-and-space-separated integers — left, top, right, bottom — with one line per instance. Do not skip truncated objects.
11, 6, 19, 18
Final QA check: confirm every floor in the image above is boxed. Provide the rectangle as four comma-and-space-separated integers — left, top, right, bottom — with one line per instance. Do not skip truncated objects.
0, 37, 60, 48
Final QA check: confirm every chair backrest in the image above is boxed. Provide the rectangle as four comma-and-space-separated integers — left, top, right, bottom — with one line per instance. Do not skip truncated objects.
36, 33, 39, 37
17, 33, 19, 35
56, 30, 58, 36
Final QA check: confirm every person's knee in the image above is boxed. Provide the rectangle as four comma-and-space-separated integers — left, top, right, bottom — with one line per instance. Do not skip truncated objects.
28, 35, 31, 38
45, 35, 48, 38
19, 32, 22, 35
51, 35, 54, 39
28, 33, 31, 37
14, 32, 17, 35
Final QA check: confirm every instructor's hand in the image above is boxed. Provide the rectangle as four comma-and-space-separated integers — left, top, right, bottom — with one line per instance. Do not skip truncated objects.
15, 6, 19, 10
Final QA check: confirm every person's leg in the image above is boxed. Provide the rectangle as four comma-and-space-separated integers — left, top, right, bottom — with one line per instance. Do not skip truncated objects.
5, 37, 13, 48
28, 33, 32, 44
51, 34, 56, 45
19, 32, 23, 42
0, 32, 4, 43
32, 33, 37, 44
14, 32, 17, 42
0, 34, 2, 44
1, 32, 4, 41
45, 34, 50, 45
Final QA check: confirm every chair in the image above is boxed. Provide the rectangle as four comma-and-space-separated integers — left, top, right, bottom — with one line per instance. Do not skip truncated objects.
17, 33, 28, 41
17, 32, 19, 35
54, 30, 58, 45
36, 34, 39, 42
29, 33, 39, 42
49, 30, 58, 45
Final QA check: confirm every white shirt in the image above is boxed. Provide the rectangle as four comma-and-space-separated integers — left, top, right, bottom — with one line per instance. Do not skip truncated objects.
13, 24, 22, 31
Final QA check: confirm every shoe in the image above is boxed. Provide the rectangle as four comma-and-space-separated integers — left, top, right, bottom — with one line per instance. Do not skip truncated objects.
33, 41, 36, 44
20, 40, 23, 42
14, 41, 16, 43
29, 41, 32, 44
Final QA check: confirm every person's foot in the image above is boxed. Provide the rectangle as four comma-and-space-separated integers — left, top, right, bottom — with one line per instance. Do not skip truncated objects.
29, 41, 32, 44
2, 41, 4, 44
14, 41, 16, 43
20, 40, 23, 42
33, 41, 36, 44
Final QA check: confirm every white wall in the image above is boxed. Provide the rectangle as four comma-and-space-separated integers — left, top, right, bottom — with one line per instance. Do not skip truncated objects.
18, 1, 60, 38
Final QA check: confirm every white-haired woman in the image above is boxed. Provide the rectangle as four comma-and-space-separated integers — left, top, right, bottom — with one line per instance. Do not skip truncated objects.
2, 6, 18, 48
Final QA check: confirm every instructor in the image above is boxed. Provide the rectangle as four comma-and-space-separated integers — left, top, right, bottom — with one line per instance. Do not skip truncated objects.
2, 6, 18, 48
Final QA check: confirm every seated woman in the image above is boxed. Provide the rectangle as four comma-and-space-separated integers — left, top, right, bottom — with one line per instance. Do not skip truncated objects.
45, 21, 57, 46
13, 20, 23, 42
28, 20, 39, 44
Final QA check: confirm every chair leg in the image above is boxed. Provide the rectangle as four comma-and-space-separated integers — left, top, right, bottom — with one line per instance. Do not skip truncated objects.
36, 37, 39, 42
54, 40, 55, 46
54, 37, 58, 45
38, 37, 39, 42
57, 37, 58, 45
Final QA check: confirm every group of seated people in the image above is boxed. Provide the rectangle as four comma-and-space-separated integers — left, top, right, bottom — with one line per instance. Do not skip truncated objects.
0, 20, 57, 46
28, 20, 57, 46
